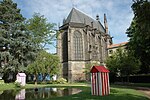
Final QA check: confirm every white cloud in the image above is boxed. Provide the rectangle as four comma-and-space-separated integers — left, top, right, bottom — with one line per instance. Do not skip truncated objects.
13, 0, 134, 53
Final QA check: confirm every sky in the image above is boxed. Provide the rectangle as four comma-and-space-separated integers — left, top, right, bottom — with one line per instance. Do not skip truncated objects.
13, 0, 134, 53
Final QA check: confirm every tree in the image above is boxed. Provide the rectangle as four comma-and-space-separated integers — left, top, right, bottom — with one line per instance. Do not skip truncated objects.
0, 0, 37, 82
27, 51, 60, 84
126, 0, 150, 73
105, 48, 140, 82
105, 53, 119, 83
118, 50, 141, 82
0, 0, 25, 24
26, 13, 56, 50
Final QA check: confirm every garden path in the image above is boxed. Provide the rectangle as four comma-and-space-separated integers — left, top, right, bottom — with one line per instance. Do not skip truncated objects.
135, 87, 150, 99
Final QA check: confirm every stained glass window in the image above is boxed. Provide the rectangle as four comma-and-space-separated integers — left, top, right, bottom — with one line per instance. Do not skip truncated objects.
73, 31, 83, 60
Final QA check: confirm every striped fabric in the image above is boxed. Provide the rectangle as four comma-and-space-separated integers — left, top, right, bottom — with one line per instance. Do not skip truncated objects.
91, 72, 110, 96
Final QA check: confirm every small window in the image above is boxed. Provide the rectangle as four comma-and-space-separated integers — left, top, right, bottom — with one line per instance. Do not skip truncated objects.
116, 49, 119, 52
89, 45, 92, 51
109, 50, 113, 54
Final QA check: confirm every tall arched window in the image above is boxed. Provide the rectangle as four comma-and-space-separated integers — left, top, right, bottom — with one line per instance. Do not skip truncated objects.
73, 31, 83, 60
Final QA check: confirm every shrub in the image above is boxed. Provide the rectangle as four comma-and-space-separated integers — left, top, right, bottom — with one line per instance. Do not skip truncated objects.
115, 74, 150, 83
56, 78, 67, 84
40, 81, 47, 84
14, 80, 22, 88
0, 80, 4, 84
47, 78, 67, 84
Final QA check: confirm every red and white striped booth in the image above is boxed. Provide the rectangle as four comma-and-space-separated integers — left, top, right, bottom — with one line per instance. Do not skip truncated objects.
90, 66, 110, 96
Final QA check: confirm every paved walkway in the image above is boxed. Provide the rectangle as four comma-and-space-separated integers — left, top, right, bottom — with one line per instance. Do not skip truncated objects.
134, 87, 150, 99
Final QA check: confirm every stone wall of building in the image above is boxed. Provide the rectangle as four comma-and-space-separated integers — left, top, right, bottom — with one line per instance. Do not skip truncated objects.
62, 62, 68, 80
70, 61, 86, 81
57, 8, 112, 82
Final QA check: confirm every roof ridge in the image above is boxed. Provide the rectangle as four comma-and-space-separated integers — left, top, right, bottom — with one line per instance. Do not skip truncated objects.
73, 7, 96, 21
64, 8, 105, 33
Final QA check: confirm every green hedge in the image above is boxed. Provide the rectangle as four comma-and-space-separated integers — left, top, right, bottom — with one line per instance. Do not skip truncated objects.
116, 74, 150, 83
27, 78, 67, 84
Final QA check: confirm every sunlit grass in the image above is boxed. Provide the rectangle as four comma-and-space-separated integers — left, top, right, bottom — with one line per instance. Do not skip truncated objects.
0, 82, 88, 91
0, 83, 16, 91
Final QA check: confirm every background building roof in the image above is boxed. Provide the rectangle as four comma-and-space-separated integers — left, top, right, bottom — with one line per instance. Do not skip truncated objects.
108, 42, 128, 49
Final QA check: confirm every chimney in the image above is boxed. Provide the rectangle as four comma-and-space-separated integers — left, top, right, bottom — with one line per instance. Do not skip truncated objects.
104, 13, 108, 34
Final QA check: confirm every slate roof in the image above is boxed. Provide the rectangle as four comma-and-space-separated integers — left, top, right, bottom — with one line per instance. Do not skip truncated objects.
90, 66, 110, 73
64, 8, 105, 33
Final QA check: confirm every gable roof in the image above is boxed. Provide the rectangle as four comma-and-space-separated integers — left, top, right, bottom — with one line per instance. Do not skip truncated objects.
17, 73, 26, 77
90, 66, 109, 73
64, 8, 105, 33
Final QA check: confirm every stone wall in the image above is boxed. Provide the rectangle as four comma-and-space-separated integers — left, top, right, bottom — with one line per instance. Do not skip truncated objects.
70, 61, 86, 81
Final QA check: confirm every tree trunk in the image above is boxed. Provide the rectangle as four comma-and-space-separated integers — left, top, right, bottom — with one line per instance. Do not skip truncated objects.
12, 71, 17, 82
42, 73, 46, 82
121, 77, 124, 83
34, 74, 38, 86
2, 72, 9, 83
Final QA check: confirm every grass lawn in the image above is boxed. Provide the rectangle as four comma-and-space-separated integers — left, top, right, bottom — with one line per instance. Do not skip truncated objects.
0, 83, 149, 100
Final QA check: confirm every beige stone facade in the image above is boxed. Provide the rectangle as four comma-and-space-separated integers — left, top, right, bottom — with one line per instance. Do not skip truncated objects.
107, 42, 128, 56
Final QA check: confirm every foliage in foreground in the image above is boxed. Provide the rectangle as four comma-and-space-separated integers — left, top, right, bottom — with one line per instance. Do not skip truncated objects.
0, 0, 38, 83
0, 0, 57, 83
27, 50, 60, 84
105, 48, 140, 82
126, 0, 150, 73
26, 13, 56, 49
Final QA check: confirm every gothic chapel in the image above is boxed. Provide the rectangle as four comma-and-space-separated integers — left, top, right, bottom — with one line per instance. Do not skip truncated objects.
57, 8, 112, 82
